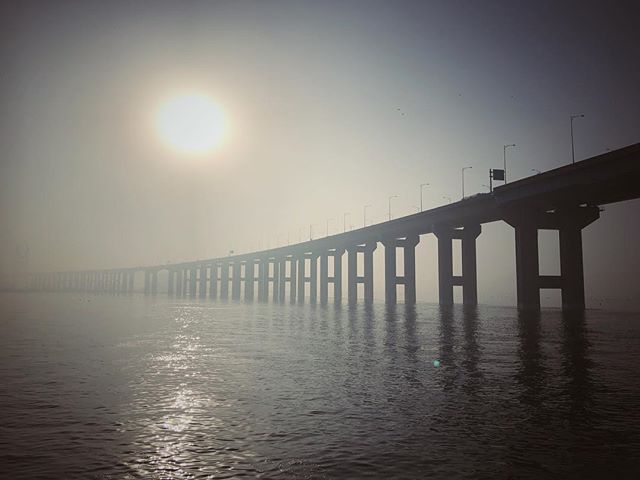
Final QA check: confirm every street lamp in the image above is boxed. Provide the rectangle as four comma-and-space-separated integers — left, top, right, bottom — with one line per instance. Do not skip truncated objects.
343, 212, 350, 232
503, 144, 516, 182
326, 218, 333, 236
461, 166, 472, 199
420, 183, 429, 211
363, 204, 371, 227
571, 114, 584, 164
388, 195, 398, 221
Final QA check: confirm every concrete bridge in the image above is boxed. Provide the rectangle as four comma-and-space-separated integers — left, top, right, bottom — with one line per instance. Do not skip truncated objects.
31, 143, 640, 310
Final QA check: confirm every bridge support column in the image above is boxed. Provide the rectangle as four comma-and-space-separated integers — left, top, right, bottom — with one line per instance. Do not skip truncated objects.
505, 205, 599, 310
382, 235, 420, 305
144, 270, 150, 295
332, 248, 344, 304
168, 270, 175, 295
434, 224, 481, 306
258, 259, 268, 302
188, 267, 196, 297
288, 256, 297, 303
232, 261, 241, 300
320, 252, 329, 305
278, 257, 286, 303
244, 260, 255, 301
309, 253, 318, 304
210, 264, 218, 299
297, 255, 306, 304
271, 258, 280, 302
199, 265, 207, 298
220, 263, 229, 300
151, 270, 158, 295
347, 242, 377, 305
176, 269, 184, 296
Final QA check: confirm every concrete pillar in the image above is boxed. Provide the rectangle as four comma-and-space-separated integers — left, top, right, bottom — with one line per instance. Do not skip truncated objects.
505, 206, 598, 311
277, 257, 285, 303
320, 252, 329, 305
297, 255, 306, 304
187, 267, 196, 297
128, 271, 135, 293
220, 263, 229, 299
232, 262, 241, 300
434, 225, 480, 306
560, 226, 585, 309
347, 247, 357, 304
245, 260, 255, 301
199, 265, 207, 298
176, 269, 184, 296
210, 264, 218, 299
514, 222, 539, 309
363, 242, 376, 304
289, 256, 297, 303
271, 259, 280, 302
144, 270, 150, 295
309, 254, 318, 304
404, 237, 418, 305
435, 228, 454, 305
258, 258, 268, 301
383, 240, 397, 304
383, 236, 419, 305
168, 270, 175, 295
333, 248, 344, 304
151, 270, 158, 295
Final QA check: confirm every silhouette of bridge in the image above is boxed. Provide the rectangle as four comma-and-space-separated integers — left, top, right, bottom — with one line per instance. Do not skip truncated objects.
31, 143, 640, 310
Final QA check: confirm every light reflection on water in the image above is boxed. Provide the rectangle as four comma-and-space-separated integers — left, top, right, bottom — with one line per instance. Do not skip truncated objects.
1, 293, 640, 478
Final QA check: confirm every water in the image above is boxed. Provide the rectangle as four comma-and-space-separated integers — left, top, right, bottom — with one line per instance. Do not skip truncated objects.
1, 293, 639, 479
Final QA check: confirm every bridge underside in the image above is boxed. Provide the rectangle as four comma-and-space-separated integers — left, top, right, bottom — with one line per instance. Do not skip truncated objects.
31, 143, 640, 311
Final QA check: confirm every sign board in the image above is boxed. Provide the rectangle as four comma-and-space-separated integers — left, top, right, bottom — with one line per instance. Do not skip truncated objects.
492, 169, 505, 181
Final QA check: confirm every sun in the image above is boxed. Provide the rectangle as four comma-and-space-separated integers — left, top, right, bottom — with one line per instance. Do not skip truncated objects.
155, 93, 226, 155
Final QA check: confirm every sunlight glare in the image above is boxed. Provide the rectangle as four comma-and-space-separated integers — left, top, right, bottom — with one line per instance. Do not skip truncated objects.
155, 93, 225, 155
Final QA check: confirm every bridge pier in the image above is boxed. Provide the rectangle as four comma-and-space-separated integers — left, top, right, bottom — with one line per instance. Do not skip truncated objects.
210, 263, 218, 299
244, 260, 255, 301
347, 242, 377, 304
383, 235, 420, 305
232, 261, 241, 300
220, 262, 230, 300
505, 205, 599, 310
434, 224, 481, 305
257, 258, 268, 301
199, 265, 207, 298
168, 269, 175, 295
270, 258, 280, 302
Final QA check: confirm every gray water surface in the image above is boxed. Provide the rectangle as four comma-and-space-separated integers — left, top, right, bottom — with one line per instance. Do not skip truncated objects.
1, 293, 639, 478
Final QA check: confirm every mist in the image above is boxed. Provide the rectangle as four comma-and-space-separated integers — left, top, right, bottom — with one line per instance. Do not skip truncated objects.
2, 0, 639, 308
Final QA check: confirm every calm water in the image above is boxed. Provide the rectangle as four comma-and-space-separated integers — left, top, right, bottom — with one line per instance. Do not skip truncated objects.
1, 293, 639, 479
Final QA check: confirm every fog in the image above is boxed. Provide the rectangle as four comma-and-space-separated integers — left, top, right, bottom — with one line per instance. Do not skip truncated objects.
2, 0, 639, 307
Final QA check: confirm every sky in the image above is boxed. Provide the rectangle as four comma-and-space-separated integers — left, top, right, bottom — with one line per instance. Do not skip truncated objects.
1, 0, 639, 307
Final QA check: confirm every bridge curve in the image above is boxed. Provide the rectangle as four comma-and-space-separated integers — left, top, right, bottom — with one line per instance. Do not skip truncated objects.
32, 143, 640, 310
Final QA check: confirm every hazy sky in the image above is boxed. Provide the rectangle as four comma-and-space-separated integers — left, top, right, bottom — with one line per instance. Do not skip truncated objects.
2, 0, 639, 306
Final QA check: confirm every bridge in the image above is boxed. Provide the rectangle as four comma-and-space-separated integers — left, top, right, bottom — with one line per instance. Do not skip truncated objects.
30, 143, 640, 310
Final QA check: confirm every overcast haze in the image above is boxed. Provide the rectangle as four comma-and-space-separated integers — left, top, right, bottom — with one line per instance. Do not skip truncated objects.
2, 0, 639, 307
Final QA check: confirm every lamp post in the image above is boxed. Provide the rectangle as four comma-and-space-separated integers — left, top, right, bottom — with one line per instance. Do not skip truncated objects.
363, 204, 371, 227
388, 195, 398, 221
461, 166, 472, 199
420, 183, 429, 211
326, 218, 333, 236
503, 144, 516, 182
343, 212, 350, 232
571, 114, 584, 164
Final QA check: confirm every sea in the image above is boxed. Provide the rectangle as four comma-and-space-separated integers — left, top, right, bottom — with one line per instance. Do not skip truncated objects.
1, 293, 639, 479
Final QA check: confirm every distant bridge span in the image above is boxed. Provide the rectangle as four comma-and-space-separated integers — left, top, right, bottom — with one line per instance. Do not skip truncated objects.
32, 143, 640, 310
